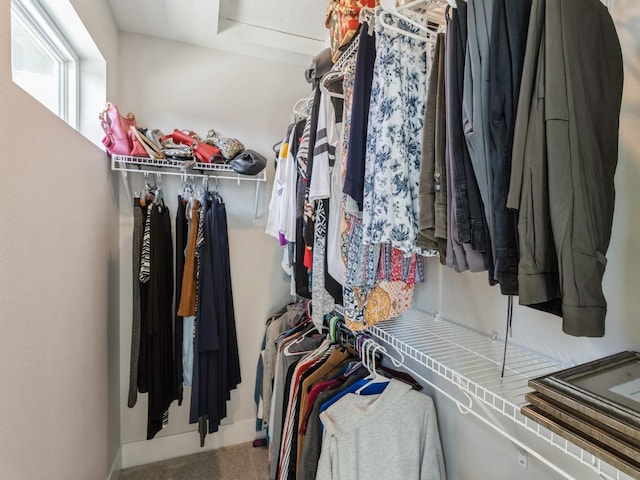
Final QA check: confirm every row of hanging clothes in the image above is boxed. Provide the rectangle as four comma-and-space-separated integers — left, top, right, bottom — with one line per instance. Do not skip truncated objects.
128, 173, 241, 443
254, 300, 446, 480
266, 0, 623, 338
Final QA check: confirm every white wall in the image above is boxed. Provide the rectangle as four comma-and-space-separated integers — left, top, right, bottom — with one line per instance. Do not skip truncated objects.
0, 0, 121, 479
116, 32, 311, 467
411, 0, 640, 478
2, 0, 637, 477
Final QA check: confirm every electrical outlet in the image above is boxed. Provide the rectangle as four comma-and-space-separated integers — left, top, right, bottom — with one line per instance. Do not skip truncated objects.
517, 451, 528, 469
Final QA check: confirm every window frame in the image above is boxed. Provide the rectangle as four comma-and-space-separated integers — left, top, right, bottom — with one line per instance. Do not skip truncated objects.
10, 0, 79, 127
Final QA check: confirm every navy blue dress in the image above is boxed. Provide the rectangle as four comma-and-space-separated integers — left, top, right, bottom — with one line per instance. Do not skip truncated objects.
190, 193, 241, 444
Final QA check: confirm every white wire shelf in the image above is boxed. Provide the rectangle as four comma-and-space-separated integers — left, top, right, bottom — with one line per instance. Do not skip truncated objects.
367, 308, 635, 480
111, 154, 267, 183
111, 154, 267, 222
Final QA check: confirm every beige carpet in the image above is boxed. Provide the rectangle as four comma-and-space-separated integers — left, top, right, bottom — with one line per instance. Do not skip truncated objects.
118, 442, 270, 480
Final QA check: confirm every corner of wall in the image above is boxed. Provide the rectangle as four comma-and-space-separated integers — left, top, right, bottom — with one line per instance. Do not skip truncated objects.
107, 446, 122, 480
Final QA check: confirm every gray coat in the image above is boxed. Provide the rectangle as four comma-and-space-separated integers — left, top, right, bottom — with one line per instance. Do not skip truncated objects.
507, 0, 623, 337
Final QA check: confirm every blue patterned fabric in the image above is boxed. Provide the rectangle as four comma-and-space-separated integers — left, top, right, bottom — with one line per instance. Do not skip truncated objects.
362, 9, 434, 256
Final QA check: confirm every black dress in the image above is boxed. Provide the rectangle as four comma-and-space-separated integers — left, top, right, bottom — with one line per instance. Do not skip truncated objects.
146, 201, 174, 440
174, 196, 188, 405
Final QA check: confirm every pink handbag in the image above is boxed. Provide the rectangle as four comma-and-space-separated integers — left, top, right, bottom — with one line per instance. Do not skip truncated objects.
99, 102, 138, 156
128, 126, 149, 157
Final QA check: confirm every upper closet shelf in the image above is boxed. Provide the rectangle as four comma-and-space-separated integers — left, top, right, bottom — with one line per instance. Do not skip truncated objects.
111, 154, 267, 221
367, 309, 634, 480
111, 154, 267, 183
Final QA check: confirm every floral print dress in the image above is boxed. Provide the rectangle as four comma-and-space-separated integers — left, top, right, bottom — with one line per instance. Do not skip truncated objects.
342, 9, 434, 330
362, 8, 435, 257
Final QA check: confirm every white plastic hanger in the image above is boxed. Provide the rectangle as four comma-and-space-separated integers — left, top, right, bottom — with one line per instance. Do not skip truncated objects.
393, 0, 447, 30
292, 95, 313, 121
379, 9, 437, 43
360, 6, 376, 35
380, 0, 399, 13
354, 339, 390, 394
379, 0, 438, 43
398, 0, 448, 10
397, 0, 426, 10
359, 5, 375, 25
320, 71, 345, 100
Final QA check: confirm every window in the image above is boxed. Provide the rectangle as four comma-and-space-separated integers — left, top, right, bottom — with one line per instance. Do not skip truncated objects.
10, 0, 78, 127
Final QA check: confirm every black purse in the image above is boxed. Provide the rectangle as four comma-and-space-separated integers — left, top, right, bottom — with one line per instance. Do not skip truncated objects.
228, 150, 267, 175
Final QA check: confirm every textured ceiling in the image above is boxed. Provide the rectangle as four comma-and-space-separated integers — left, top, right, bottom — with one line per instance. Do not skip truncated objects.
108, 0, 328, 63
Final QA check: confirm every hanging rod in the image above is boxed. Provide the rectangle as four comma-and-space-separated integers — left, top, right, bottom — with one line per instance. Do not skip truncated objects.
370, 340, 580, 480
367, 309, 634, 480
111, 155, 267, 183
111, 155, 267, 223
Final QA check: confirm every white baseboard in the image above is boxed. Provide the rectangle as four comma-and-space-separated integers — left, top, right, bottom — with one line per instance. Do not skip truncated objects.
120, 419, 256, 469
107, 447, 122, 480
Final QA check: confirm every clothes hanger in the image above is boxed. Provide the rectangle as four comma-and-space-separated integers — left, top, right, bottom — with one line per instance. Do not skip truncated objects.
200, 177, 209, 202
380, 0, 399, 13
332, 32, 360, 72
359, 6, 375, 35
397, 0, 449, 14
208, 177, 224, 203
420, 1, 447, 28
397, 0, 445, 11
292, 95, 313, 121
141, 172, 156, 205
295, 315, 326, 338
379, 10, 434, 42
357, 339, 376, 378
397, 0, 422, 10
381, 0, 444, 37
328, 315, 341, 343
359, 6, 375, 25
336, 321, 359, 352
186, 177, 195, 200
354, 339, 390, 394
180, 174, 195, 201
320, 71, 345, 100
152, 173, 165, 206
142, 172, 150, 197
378, 7, 437, 44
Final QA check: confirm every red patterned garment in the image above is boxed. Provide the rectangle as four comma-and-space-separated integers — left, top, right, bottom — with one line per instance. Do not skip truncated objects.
326, 0, 378, 62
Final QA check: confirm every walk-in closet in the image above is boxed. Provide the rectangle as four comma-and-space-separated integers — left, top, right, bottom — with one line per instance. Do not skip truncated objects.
2, 0, 640, 479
